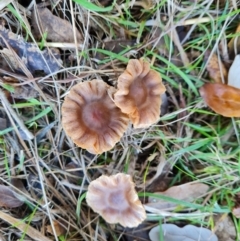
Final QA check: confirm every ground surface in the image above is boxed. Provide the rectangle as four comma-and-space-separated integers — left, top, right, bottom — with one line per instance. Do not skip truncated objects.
0, 0, 240, 241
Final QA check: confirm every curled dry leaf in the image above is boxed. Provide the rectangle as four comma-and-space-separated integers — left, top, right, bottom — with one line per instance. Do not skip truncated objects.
0, 184, 24, 208
147, 182, 209, 210
149, 224, 218, 241
32, 7, 83, 43
200, 83, 240, 117
228, 55, 240, 89
205, 51, 227, 84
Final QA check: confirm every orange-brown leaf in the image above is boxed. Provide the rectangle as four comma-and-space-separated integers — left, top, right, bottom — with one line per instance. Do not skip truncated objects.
199, 83, 240, 117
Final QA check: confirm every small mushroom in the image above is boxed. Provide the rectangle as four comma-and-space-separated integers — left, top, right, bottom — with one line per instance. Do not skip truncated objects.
86, 173, 146, 228
62, 80, 129, 154
114, 59, 166, 128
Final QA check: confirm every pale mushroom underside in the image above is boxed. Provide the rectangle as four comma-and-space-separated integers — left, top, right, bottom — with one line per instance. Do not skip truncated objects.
86, 173, 146, 228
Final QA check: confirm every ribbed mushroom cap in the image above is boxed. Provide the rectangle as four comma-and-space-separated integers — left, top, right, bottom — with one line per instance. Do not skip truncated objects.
114, 59, 166, 128
86, 173, 146, 228
61, 80, 129, 154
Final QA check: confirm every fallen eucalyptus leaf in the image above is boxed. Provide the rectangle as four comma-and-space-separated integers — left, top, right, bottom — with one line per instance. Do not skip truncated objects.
147, 182, 209, 210
149, 224, 218, 241
228, 55, 240, 89
200, 83, 240, 117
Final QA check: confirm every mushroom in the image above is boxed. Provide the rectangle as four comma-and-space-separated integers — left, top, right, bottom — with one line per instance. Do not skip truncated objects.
61, 80, 129, 154
114, 59, 166, 128
86, 173, 146, 228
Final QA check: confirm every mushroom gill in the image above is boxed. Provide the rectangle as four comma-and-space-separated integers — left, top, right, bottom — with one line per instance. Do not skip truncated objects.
114, 59, 166, 128
61, 80, 129, 154
86, 173, 146, 227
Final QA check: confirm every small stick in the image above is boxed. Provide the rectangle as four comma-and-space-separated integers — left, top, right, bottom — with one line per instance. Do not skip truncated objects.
0, 88, 34, 140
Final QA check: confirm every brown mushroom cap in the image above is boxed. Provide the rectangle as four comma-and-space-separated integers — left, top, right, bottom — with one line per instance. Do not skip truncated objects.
86, 173, 146, 227
114, 59, 166, 128
61, 80, 129, 154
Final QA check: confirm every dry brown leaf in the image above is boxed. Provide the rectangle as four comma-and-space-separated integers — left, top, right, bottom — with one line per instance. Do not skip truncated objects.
0, 210, 52, 241
147, 182, 209, 210
0, 185, 24, 208
205, 51, 227, 84
46, 220, 66, 236
228, 55, 240, 88
32, 7, 83, 43
200, 83, 240, 117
